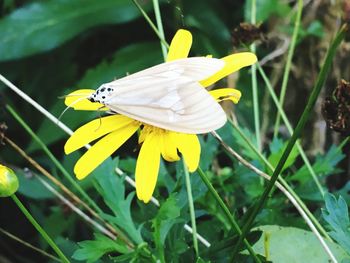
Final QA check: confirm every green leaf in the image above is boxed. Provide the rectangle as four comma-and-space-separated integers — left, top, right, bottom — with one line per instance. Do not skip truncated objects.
293, 145, 345, 184
250, 225, 350, 262
201, 230, 263, 262
322, 193, 350, 255
153, 195, 181, 244
244, 0, 291, 23
92, 158, 143, 244
306, 21, 324, 38
267, 137, 299, 173
72, 233, 129, 263
0, 0, 148, 61
16, 170, 54, 199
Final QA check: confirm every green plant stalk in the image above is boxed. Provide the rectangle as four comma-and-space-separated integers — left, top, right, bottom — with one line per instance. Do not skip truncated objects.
257, 64, 325, 195
0, 227, 61, 262
132, 0, 170, 49
250, 0, 261, 150
183, 160, 199, 257
153, 221, 166, 263
11, 195, 70, 263
232, 24, 347, 257
152, 0, 168, 60
197, 167, 261, 263
273, 0, 303, 136
6, 105, 102, 214
229, 120, 331, 241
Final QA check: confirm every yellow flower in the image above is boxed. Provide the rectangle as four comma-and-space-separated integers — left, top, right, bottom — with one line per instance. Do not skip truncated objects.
64, 29, 257, 203
0, 164, 19, 197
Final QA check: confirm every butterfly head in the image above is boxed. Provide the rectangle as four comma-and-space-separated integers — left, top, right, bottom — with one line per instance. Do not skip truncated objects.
88, 84, 115, 104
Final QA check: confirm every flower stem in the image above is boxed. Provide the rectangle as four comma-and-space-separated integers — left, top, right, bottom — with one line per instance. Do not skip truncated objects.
257, 59, 325, 196
211, 131, 336, 260
6, 105, 102, 215
183, 160, 199, 257
228, 120, 331, 241
0, 227, 61, 262
273, 0, 303, 136
197, 167, 261, 263
232, 24, 347, 259
132, 0, 169, 49
152, 0, 168, 60
250, 0, 261, 150
11, 194, 70, 263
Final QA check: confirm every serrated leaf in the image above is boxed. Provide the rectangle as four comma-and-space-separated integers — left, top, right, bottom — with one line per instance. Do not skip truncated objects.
293, 145, 345, 184
322, 193, 350, 255
0, 0, 148, 61
153, 195, 181, 244
92, 158, 143, 244
72, 233, 129, 263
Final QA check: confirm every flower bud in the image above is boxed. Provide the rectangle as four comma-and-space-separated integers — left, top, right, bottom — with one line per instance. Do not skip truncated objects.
0, 164, 19, 197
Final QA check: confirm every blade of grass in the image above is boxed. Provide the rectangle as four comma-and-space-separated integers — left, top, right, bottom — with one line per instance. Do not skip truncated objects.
132, 0, 169, 49
11, 194, 70, 263
3, 135, 134, 247
232, 24, 347, 260
183, 160, 199, 257
228, 119, 331, 241
0, 227, 61, 262
210, 131, 337, 262
257, 63, 325, 196
250, 0, 261, 150
273, 0, 303, 136
197, 166, 262, 263
6, 104, 102, 214
152, 0, 168, 60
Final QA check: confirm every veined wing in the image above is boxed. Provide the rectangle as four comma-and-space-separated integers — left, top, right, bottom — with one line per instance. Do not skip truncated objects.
99, 57, 227, 133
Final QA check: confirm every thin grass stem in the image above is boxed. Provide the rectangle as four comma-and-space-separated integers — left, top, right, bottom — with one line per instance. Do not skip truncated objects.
211, 131, 337, 262
250, 0, 261, 150
232, 24, 347, 260
6, 105, 103, 214
273, 0, 303, 136
0, 227, 61, 262
183, 160, 199, 257
228, 119, 331, 240
132, 0, 170, 49
257, 61, 325, 195
152, 0, 168, 59
11, 194, 70, 263
197, 167, 262, 263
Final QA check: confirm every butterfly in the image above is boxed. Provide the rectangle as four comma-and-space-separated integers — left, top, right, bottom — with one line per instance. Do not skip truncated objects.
87, 57, 227, 134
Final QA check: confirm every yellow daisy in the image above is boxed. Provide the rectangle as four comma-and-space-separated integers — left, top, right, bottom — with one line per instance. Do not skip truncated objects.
64, 29, 257, 203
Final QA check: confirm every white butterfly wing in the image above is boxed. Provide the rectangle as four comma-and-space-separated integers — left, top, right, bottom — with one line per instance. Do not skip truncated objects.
102, 57, 227, 134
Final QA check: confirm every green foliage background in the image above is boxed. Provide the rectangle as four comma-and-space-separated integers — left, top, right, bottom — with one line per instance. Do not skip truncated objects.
0, 0, 349, 262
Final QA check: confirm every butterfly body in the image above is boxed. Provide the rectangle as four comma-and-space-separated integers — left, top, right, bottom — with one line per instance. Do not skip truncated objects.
88, 57, 227, 134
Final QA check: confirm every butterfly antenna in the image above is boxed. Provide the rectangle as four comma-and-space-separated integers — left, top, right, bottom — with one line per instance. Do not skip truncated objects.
94, 105, 107, 132
57, 96, 90, 123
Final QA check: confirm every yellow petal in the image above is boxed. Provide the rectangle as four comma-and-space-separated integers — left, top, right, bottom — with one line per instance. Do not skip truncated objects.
175, 133, 200, 172
200, 52, 258, 87
161, 131, 180, 162
209, 88, 242, 104
65, 89, 107, 111
166, 29, 192, 62
65, 115, 137, 154
135, 132, 161, 203
74, 122, 140, 180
